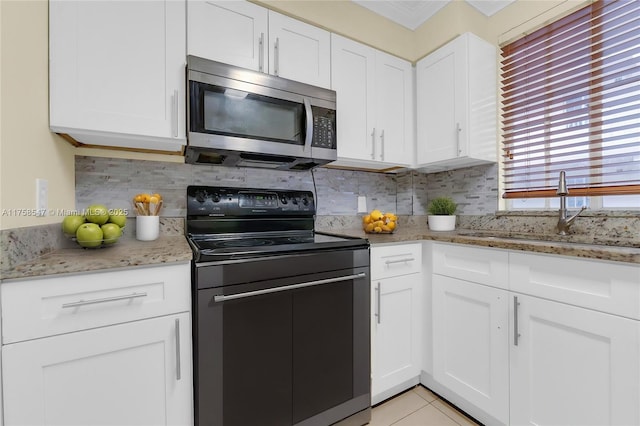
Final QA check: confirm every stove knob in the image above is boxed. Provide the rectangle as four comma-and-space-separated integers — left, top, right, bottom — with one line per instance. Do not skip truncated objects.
195, 191, 206, 203
302, 197, 309, 206
280, 196, 288, 205
212, 193, 220, 202
292, 197, 298, 205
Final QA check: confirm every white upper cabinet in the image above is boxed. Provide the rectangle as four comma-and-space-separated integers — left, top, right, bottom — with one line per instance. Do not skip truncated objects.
268, 11, 331, 88
187, 1, 330, 88
331, 34, 414, 170
375, 52, 415, 167
330, 35, 376, 163
416, 32, 497, 171
49, 0, 186, 153
187, 0, 268, 72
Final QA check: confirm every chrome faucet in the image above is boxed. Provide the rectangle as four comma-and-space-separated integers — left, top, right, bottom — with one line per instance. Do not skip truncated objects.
556, 171, 587, 235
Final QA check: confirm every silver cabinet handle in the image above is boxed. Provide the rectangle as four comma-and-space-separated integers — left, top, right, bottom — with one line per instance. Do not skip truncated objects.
375, 282, 381, 324
274, 37, 280, 76
61, 292, 147, 309
456, 122, 462, 156
385, 257, 415, 265
172, 89, 179, 138
380, 129, 385, 161
214, 273, 366, 302
175, 318, 181, 381
303, 97, 313, 152
514, 296, 521, 346
371, 128, 376, 159
258, 32, 264, 72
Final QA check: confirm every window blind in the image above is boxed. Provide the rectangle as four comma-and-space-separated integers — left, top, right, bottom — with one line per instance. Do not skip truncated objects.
501, 0, 640, 199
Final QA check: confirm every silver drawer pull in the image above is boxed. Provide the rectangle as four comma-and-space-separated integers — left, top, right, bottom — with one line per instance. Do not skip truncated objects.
61, 292, 148, 309
175, 318, 181, 381
385, 257, 415, 265
214, 273, 366, 303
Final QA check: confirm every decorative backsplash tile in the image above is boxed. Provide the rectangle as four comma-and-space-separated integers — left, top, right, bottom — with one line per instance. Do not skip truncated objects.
74, 156, 500, 217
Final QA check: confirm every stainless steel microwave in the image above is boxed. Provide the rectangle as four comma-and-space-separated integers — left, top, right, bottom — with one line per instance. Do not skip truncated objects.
185, 56, 337, 170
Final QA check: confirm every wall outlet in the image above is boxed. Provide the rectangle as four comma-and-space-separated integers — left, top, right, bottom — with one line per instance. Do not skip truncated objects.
357, 196, 367, 213
36, 178, 48, 216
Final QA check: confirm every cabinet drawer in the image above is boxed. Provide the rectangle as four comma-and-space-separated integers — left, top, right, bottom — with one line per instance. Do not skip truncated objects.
371, 243, 422, 279
2, 263, 191, 344
510, 252, 640, 320
432, 243, 508, 289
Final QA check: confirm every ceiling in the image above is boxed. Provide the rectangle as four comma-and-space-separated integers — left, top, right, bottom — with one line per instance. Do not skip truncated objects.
352, 0, 515, 30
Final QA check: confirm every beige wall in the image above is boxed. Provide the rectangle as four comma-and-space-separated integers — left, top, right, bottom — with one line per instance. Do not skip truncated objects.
0, 0, 588, 230
0, 0, 76, 230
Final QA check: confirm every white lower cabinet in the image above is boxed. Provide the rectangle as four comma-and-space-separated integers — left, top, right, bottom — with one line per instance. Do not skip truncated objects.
432, 275, 509, 424
1, 263, 193, 426
371, 244, 422, 405
3, 313, 192, 426
427, 243, 640, 426
510, 293, 640, 426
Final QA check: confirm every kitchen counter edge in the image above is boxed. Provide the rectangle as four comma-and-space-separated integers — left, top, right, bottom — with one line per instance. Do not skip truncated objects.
323, 227, 640, 265
1, 235, 193, 282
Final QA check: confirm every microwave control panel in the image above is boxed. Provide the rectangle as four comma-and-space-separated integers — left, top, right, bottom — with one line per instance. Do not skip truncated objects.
311, 107, 336, 149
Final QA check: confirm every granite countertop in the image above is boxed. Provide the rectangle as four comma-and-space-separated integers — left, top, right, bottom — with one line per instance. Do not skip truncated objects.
1, 235, 193, 282
319, 225, 640, 265
2, 221, 638, 282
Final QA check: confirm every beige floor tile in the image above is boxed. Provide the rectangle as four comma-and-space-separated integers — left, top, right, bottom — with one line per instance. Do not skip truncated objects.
432, 399, 480, 426
412, 385, 438, 403
370, 391, 429, 426
392, 404, 460, 426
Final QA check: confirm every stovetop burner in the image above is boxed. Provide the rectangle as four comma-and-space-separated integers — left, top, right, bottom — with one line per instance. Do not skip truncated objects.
214, 239, 275, 248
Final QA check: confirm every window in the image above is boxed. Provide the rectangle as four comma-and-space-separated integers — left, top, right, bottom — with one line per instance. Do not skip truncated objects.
501, 0, 640, 209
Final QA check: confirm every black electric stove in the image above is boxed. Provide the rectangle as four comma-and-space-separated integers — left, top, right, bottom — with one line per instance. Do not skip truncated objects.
188, 185, 372, 426
186, 185, 368, 262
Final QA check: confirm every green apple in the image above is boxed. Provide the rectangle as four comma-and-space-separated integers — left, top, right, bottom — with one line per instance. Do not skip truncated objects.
85, 204, 109, 225
101, 223, 122, 244
76, 223, 103, 248
108, 209, 127, 228
62, 214, 85, 236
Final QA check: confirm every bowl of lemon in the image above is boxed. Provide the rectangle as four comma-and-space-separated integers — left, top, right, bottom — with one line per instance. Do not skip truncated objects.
362, 210, 397, 234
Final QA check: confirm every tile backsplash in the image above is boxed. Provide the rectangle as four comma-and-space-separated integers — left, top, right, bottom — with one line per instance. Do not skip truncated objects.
75, 156, 499, 217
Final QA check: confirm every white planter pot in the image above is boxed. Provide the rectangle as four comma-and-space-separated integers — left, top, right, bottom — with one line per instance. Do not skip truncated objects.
428, 215, 456, 231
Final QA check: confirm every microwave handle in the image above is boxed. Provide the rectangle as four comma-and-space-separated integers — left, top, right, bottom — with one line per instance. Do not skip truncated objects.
303, 98, 313, 152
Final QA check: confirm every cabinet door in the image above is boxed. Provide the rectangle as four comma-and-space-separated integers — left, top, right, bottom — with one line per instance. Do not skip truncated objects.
187, 0, 268, 72
375, 51, 414, 166
432, 275, 509, 424
3, 313, 192, 426
511, 294, 640, 426
331, 34, 376, 162
49, 0, 186, 148
416, 36, 466, 165
268, 11, 331, 88
372, 274, 422, 403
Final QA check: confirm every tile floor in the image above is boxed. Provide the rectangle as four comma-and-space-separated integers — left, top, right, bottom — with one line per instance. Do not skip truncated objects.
370, 386, 482, 426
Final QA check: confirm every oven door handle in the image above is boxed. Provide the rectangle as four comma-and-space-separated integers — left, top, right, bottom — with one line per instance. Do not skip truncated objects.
213, 272, 366, 303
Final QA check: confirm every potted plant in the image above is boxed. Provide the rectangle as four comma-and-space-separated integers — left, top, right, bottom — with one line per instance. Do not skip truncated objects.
427, 197, 457, 231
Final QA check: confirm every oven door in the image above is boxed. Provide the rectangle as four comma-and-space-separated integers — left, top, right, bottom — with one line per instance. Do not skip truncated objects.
193, 250, 370, 426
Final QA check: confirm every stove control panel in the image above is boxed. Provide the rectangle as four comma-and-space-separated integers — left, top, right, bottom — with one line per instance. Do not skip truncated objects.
187, 186, 315, 217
